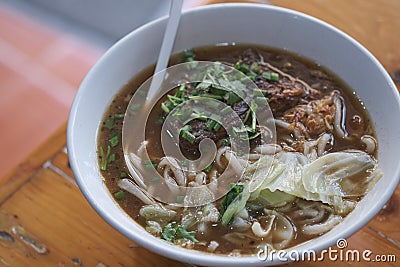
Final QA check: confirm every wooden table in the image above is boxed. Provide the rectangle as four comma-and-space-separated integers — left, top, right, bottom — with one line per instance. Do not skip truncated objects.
1, 0, 399, 266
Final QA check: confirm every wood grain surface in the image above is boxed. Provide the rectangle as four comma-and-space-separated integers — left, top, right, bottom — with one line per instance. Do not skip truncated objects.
1, 1, 399, 266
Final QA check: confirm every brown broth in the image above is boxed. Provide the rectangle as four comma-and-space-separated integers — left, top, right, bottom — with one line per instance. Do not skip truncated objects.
97, 44, 376, 255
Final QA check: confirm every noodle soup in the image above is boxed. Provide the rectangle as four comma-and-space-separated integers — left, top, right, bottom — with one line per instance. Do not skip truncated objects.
97, 45, 382, 255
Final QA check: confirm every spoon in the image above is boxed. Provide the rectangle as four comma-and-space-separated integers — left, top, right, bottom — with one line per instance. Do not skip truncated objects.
121, 0, 184, 202
146, 0, 184, 102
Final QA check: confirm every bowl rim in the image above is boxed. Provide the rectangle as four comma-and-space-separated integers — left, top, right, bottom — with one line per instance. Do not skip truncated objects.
67, 3, 400, 266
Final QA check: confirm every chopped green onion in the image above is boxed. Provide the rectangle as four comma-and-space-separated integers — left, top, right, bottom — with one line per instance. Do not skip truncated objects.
183, 49, 195, 61
196, 82, 211, 90
99, 145, 112, 171
224, 91, 241, 105
262, 72, 270, 80
221, 138, 230, 147
205, 119, 217, 131
262, 71, 279, 82
209, 86, 228, 96
167, 94, 184, 105
251, 113, 257, 132
195, 114, 208, 121
234, 61, 250, 73
114, 190, 125, 200
191, 109, 207, 121
242, 131, 261, 140
250, 100, 258, 131
175, 84, 186, 98
253, 88, 266, 97
108, 153, 115, 163
232, 126, 258, 140
243, 108, 252, 124
181, 130, 196, 144
250, 62, 260, 73
109, 135, 119, 147
179, 124, 192, 134
161, 102, 171, 113
104, 117, 114, 130
99, 146, 104, 157
213, 121, 222, 131
114, 113, 124, 119
271, 72, 279, 82
201, 93, 224, 100
249, 73, 257, 81
234, 61, 257, 81
99, 146, 106, 171
110, 131, 119, 138
120, 171, 127, 179
105, 145, 111, 158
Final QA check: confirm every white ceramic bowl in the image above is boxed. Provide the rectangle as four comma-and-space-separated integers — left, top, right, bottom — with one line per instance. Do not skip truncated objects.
67, 4, 400, 266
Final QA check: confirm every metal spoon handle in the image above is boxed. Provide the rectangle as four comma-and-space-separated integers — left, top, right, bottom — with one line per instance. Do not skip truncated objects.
147, 0, 183, 102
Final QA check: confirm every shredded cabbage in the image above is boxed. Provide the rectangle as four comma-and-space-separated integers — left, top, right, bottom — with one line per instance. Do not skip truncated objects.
139, 204, 176, 225
302, 150, 382, 197
245, 150, 382, 214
